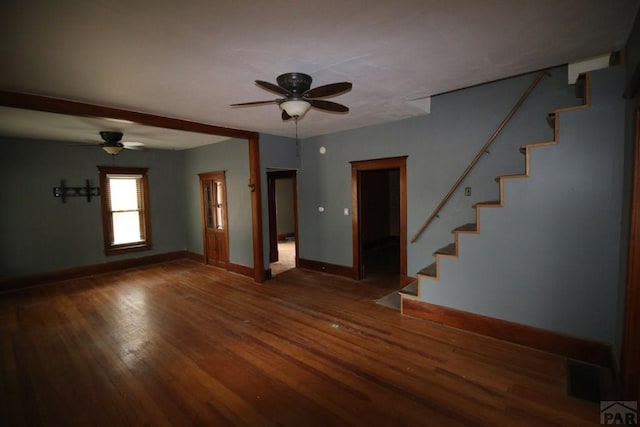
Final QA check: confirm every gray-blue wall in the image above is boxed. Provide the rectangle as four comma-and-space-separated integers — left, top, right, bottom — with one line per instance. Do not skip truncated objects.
297, 66, 581, 273
276, 178, 295, 236
258, 133, 300, 267
423, 66, 625, 345
183, 138, 254, 268
0, 137, 186, 278
617, 10, 640, 362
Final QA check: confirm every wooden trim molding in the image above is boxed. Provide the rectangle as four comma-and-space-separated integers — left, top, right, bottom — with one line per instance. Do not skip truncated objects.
187, 252, 254, 279
298, 258, 357, 280
248, 137, 265, 283
0, 250, 256, 292
225, 262, 254, 278
402, 298, 613, 368
185, 251, 205, 262
98, 166, 152, 256
621, 110, 640, 400
0, 90, 258, 140
0, 251, 191, 294
350, 156, 408, 280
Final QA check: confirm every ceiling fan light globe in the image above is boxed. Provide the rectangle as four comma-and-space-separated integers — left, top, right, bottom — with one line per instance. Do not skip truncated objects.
102, 145, 123, 155
280, 100, 311, 118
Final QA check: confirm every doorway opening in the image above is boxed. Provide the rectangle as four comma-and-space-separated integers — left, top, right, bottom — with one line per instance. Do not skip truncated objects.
351, 157, 407, 288
267, 170, 298, 277
361, 169, 400, 280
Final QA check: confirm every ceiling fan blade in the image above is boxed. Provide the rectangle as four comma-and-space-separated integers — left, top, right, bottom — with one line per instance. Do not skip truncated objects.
304, 82, 352, 99
230, 99, 281, 107
124, 146, 148, 151
308, 99, 349, 113
281, 110, 292, 121
255, 80, 291, 96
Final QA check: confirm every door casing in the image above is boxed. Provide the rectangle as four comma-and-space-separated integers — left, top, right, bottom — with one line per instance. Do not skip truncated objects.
267, 170, 299, 269
350, 156, 408, 282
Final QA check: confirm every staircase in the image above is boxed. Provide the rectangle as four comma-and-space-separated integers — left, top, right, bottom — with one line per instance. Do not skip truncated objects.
398, 67, 632, 370
400, 73, 590, 305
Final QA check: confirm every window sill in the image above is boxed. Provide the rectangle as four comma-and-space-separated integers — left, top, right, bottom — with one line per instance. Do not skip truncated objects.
105, 243, 152, 256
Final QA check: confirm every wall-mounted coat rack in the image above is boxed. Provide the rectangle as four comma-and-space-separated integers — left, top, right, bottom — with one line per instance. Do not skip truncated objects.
53, 179, 100, 203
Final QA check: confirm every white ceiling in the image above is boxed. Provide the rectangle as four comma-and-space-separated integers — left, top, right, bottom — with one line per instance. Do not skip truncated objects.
0, 106, 230, 149
0, 0, 638, 149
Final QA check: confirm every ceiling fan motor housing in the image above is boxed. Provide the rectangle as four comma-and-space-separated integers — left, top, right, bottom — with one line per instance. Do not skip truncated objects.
277, 73, 312, 96
99, 131, 124, 143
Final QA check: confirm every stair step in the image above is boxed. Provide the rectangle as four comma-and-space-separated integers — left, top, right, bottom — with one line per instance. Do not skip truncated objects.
399, 280, 419, 296
546, 112, 556, 129
575, 73, 586, 100
417, 262, 437, 277
473, 200, 501, 208
495, 174, 526, 183
453, 223, 477, 233
434, 243, 456, 256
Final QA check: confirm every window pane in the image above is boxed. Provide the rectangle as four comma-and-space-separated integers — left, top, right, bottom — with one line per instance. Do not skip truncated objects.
109, 177, 140, 211
204, 182, 214, 228
112, 211, 142, 244
215, 181, 224, 229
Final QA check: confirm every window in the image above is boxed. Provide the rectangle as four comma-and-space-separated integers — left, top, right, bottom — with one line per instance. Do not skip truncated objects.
98, 166, 151, 255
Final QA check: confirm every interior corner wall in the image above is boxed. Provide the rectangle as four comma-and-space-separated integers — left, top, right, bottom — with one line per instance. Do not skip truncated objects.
275, 178, 295, 236
616, 9, 640, 363
0, 137, 187, 280
258, 133, 300, 267
183, 138, 253, 268
298, 66, 581, 271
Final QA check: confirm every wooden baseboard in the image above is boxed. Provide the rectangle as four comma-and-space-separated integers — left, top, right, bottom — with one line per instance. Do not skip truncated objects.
402, 298, 613, 368
400, 274, 416, 286
226, 262, 254, 278
1, 251, 260, 292
198, 256, 255, 279
184, 251, 205, 262
298, 258, 357, 280
0, 251, 191, 294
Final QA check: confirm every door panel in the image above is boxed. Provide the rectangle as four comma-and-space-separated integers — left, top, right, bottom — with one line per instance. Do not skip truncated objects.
199, 171, 229, 267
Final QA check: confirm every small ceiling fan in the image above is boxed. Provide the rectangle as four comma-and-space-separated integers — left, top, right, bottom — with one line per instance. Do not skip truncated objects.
231, 72, 352, 120
78, 131, 146, 155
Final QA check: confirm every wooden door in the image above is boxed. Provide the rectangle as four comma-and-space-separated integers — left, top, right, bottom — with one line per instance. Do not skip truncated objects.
199, 171, 229, 267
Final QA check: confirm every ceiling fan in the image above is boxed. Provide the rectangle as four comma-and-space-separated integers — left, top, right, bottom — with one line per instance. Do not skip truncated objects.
230, 72, 352, 120
79, 131, 146, 155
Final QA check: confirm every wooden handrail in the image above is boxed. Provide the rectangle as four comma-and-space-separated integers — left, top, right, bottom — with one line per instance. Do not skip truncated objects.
410, 70, 549, 243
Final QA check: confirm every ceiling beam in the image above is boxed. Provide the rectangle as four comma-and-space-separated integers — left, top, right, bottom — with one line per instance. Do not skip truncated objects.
0, 90, 258, 140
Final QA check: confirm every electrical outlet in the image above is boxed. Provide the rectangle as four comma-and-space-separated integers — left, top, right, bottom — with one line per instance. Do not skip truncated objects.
465, 187, 471, 196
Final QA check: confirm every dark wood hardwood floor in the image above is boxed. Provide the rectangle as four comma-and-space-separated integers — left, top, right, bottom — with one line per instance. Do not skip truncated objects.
1, 260, 600, 426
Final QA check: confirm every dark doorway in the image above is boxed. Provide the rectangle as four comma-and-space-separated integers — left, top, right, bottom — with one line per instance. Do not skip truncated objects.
360, 169, 401, 280
351, 156, 407, 286
267, 170, 298, 277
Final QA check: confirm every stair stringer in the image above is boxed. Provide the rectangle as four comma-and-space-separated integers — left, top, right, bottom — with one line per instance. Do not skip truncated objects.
401, 68, 626, 345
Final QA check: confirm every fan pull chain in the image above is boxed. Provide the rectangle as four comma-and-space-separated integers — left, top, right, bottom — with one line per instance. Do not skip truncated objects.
295, 117, 300, 158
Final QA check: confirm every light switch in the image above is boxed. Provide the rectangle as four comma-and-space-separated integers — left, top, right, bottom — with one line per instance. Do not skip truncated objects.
343, 208, 349, 216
